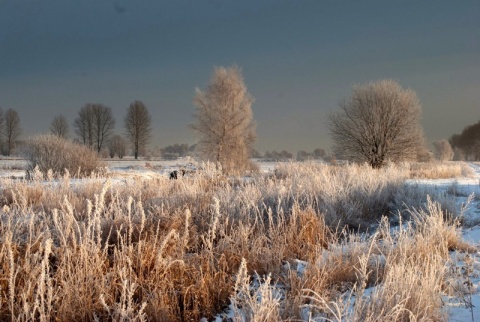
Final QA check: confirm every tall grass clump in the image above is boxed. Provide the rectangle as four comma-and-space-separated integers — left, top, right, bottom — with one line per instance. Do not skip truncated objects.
303, 198, 471, 322
23, 134, 101, 179
267, 162, 408, 228
408, 161, 475, 179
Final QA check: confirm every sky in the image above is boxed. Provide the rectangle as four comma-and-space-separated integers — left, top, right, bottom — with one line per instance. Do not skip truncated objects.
0, 0, 479, 154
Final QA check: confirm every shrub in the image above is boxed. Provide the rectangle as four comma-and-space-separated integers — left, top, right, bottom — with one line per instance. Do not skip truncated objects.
23, 134, 101, 179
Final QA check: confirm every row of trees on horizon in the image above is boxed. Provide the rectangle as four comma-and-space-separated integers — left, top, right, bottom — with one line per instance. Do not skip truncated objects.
1, 65, 479, 167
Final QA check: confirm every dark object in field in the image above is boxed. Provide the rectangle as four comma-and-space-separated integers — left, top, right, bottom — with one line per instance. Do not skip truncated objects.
169, 169, 186, 180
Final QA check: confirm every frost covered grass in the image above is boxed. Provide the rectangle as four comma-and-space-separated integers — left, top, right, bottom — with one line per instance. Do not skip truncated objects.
0, 161, 477, 321
408, 161, 475, 179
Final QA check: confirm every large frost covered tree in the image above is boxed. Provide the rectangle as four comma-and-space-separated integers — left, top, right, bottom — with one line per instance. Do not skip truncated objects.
329, 79, 425, 168
191, 66, 256, 174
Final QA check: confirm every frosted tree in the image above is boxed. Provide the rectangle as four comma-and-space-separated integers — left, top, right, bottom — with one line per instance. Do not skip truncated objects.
433, 140, 454, 162
329, 79, 425, 168
124, 100, 152, 159
191, 66, 256, 174
50, 114, 69, 138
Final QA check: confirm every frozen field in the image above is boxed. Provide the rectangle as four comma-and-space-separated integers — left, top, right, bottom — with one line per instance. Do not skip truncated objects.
0, 158, 479, 321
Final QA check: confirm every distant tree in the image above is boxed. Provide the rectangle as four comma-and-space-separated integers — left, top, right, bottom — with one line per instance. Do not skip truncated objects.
92, 104, 115, 153
74, 103, 115, 153
74, 104, 95, 148
263, 150, 293, 161
297, 150, 308, 161
449, 120, 480, 161
108, 134, 127, 158
250, 148, 262, 158
279, 150, 293, 160
313, 148, 326, 159
124, 100, 152, 159
297, 150, 312, 161
50, 114, 69, 138
191, 65, 256, 174
3, 108, 22, 156
329, 79, 425, 168
161, 143, 190, 160
433, 140, 454, 162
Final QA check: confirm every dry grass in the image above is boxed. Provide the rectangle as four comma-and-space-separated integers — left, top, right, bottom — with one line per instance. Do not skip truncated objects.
408, 161, 475, 179
0, 162, 476, 321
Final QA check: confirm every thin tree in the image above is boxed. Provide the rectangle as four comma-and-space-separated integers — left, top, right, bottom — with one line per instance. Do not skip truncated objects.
92, 104, 115, 153
50, 114, 69, 138
191, 65, 256, 174
74, 103, 115, 152
329, 79, 425, 168
124, 100, 152, 159
3, 108, 22, 156
74, 104, 95, 148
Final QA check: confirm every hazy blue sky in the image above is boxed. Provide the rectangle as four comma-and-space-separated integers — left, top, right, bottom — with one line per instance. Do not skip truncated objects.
1, 0, 479, 153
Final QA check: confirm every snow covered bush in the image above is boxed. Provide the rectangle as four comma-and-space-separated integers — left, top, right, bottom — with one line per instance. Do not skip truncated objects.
23, 134, 101, 179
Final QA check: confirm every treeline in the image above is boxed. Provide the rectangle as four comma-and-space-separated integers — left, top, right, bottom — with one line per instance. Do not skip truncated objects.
253, 148, 328, 162
449, 120, 480, 161
153, 145, 329, 162
160, 143, 195, 160
0, 101, 153, 159
69, 100, 152, 159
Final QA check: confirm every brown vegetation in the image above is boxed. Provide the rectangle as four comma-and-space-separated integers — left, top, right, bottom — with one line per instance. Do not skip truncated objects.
0, 162, 475, 321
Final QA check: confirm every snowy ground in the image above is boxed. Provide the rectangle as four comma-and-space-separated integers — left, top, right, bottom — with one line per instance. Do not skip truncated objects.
0, 157, 278, 180
0, 158, 479, 321
406, 163, 480, 322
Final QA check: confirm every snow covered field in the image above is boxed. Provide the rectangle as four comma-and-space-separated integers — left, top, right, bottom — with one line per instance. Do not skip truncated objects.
0, 158, 479, 321
406, 163, 480, 322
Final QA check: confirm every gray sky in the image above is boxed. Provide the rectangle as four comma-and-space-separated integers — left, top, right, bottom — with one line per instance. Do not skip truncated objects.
1, 0, 479, 154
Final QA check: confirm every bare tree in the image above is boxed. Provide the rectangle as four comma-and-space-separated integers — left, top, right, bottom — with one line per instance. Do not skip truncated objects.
124, 100, 152, 159
92, 104, 115, 153
74, 104, 95, 148
108, 134, 127, 158
3, 108, 22, 156
191, 65, 256, 174
433, 140, 454, 162
74, 103, 115, 153
329, 79, 425, 168
50, 114, 69, 138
